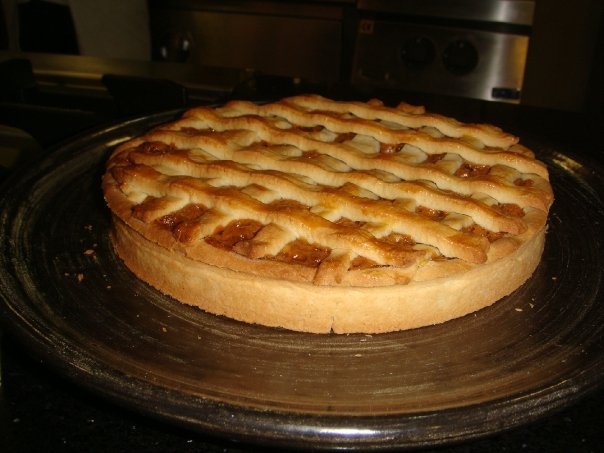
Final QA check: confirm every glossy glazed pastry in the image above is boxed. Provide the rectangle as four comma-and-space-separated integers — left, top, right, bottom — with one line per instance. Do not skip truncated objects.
103, 95, 553, 333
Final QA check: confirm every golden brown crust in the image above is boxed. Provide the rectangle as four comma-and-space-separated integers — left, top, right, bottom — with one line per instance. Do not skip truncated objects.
110, 215, 546, 334
102, 94, 553, 333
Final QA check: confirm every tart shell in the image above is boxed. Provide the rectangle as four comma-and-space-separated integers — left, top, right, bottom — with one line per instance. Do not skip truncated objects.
110, 215, 546, 334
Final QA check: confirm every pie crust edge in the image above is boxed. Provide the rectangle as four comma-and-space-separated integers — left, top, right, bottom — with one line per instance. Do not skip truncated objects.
110, 214, 546, 334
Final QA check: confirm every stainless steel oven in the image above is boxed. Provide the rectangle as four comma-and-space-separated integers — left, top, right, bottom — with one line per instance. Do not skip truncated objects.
147, 0, 601, 111
148, 0, 354, 84
351, 0, 535, 103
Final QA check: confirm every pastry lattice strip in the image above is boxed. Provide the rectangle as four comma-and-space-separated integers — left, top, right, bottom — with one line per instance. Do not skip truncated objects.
122, 143, 536, 264
124, 131, 531, 237
158, 103, 551, 211
179, 95, 549, 178
107, 95, 554, 276
111, 164, 431, 269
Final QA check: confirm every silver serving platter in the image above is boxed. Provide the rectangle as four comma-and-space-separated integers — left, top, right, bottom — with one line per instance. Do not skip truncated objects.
1, 110, 603, 450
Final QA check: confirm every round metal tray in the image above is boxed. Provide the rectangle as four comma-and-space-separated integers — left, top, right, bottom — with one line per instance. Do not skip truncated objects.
1, 111, 603, 450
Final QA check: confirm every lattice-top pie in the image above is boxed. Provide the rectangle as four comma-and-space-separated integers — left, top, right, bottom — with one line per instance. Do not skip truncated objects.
102, 95, 553, 333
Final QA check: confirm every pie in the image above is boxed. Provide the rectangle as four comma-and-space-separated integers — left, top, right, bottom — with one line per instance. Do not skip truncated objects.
102, 94, 553, 334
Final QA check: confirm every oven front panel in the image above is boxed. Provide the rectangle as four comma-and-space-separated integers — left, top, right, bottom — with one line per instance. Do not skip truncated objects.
149, 2, 345, 84
351, 19, 530, 103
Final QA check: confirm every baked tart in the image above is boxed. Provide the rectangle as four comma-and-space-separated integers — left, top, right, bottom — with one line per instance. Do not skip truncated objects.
102, 95, 553, 333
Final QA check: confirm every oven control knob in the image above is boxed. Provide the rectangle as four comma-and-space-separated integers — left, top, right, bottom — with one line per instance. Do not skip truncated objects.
401, 37, 436, 70
442, 40, 478, 75
157, 31, 192, 63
